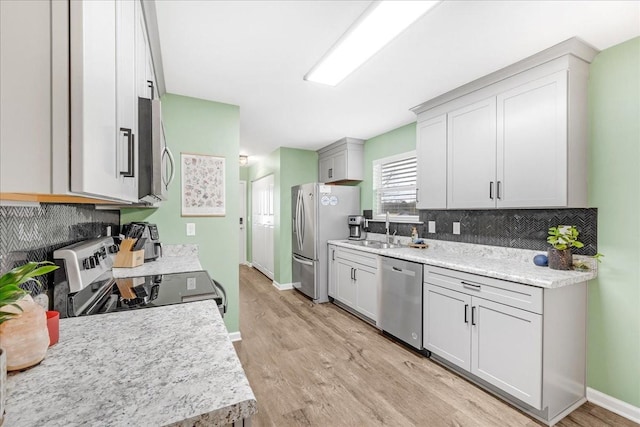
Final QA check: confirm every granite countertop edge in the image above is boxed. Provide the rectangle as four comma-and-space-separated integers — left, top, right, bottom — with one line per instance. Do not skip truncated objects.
328, 239, 597, 289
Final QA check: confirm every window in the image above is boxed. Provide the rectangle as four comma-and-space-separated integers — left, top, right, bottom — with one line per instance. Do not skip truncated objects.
373, 151, 418, 221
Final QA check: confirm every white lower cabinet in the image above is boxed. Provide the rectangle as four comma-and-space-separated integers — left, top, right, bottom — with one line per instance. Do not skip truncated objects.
471, 297, 542, 409
425, 282, 543, 408
327, 245, 337, 297
424, 265, 587, 425
331, 247, 378, 323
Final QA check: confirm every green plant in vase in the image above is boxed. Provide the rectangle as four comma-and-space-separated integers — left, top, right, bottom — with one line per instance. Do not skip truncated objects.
0, 261, 58, 371
547, 226, 584, 270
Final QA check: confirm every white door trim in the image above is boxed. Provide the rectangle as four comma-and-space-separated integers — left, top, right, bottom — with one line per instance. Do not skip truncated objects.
239, 180, 247, 265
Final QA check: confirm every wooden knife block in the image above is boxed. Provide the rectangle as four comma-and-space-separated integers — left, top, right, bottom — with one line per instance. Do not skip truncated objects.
113, 238, 145, 268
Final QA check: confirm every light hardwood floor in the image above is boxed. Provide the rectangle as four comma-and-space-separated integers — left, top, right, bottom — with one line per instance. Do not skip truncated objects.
233, 265, 637, 427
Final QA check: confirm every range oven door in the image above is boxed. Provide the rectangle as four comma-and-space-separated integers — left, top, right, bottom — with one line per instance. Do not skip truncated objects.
292, 254, 316, 301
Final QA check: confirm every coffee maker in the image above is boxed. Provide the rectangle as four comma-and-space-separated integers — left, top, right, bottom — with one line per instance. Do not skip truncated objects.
348, 215, 366, 240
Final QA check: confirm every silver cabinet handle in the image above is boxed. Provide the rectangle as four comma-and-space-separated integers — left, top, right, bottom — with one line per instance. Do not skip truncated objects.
415, 188, 419, 204
119, 128, 135, 177
332, 249, 335, 261
489, 181, 494, 200
497, 181, 502, 200
462, 281, 481, 291
464, 304, 469, 324
354, 268, 357, 281
162, 145, 176, 189
471, 306, 477, 326
328, 168, 333, 179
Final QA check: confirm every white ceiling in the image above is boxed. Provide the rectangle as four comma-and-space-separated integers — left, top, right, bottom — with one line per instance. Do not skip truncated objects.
155, 1, 640, 163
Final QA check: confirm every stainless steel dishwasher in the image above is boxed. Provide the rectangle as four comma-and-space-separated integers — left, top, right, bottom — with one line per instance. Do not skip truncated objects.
379, 256, 424, 351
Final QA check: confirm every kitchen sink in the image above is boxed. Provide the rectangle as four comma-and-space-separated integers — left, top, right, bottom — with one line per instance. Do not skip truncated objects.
348, 240, 400, 249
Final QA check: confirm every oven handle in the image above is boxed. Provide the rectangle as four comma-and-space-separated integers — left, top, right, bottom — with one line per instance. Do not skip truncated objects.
212, 279, 227, 315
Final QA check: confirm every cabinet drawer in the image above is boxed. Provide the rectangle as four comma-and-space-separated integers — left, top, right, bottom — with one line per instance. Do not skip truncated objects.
335, 247, 377, 269
423, 265, 542, 314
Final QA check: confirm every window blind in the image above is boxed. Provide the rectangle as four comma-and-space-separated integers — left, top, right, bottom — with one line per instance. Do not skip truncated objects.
373, 153, 417, 218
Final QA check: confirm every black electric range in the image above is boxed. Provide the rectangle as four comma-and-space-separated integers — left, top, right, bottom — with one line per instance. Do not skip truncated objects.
52, 238, 226, 318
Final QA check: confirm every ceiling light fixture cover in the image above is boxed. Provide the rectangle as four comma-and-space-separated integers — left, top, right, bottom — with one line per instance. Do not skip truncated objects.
304, 0, 440, 86
239, 155, 249, 166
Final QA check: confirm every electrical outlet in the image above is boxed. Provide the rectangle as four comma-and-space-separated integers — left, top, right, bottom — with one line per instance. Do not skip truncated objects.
187, 277, 196, 290
453, 222, 461, 235
186, 223, 196, 236
428, 221, 436, 234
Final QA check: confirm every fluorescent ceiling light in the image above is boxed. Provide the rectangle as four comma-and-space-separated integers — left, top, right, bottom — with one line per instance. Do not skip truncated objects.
305, 1, 440, 86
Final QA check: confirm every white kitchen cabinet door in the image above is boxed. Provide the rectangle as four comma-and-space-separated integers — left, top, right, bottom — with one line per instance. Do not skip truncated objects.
447, 97, 497, 209
424, 284, 472, 371
355, 264, 378, 322
416, 114, 447, 209
319, 156, 333, 183
0, 0, 52, 194
496, 71, 568, 208
471, 297, 543, 410
116, 0, 138, 202
70, 0, 120, 200
328, 245, 337, 297
335, 259, 356, 308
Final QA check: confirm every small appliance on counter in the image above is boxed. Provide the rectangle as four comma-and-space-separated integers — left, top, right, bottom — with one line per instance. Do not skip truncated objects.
348, 215, 366, 240
121, 222, 162, 261
51, 237, 226, 318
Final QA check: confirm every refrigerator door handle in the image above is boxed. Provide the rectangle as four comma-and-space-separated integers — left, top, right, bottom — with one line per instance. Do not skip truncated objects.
295, 190, 302, 250
292, 254, 314, 266
299, 191, 305, 248
297, 190, 303, 250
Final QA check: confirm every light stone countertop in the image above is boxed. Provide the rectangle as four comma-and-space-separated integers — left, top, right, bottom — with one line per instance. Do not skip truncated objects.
113, 244, 202, 278
329, 237, 597, 288
5, 300, 257, 426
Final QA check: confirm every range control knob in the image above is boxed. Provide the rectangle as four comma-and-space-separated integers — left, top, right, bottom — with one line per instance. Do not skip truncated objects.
93, 254, 101, 266
83, 258, 92, 270
89, 257, 96, 269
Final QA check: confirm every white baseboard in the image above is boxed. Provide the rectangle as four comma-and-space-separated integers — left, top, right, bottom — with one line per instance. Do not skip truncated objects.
228, 332, 242, 342
587, 387, 640, 424
272, 280, 294, 290
241, 262, 252, 267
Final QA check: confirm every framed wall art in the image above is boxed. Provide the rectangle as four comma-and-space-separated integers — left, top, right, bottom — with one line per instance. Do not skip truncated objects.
181, 152, 225, 217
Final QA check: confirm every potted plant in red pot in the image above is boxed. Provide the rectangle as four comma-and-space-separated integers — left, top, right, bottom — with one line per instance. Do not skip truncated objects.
547, 226, 584, 270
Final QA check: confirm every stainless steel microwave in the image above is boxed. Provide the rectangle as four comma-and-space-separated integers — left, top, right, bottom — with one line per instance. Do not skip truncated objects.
138, 97, 175, 203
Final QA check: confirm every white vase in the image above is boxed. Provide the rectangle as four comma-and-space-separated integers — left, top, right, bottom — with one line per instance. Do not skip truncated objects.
0, 295, 49, 371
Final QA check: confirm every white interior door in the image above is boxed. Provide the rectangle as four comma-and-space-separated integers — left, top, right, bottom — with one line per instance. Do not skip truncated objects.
239, 181, 246, 264
251, 175, 274, 279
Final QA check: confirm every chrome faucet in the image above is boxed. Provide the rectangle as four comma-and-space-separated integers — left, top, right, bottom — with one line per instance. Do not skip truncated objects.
385, 212, 390, 242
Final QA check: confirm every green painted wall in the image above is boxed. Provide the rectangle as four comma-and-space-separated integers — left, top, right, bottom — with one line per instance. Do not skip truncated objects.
587, 37, 640, 407
239, 165, 250, 182
359, 122, 416, 211
121, 94, 241, 333
247, 147, 317, 284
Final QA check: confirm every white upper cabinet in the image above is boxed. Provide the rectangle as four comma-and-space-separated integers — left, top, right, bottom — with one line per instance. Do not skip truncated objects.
496, 71, 568, 208
0, 1, 52, 194
1, 0, 160, 203
416, 115, 447, 209
447, 98, 497, 209
70, 0, 139, 202
412, 38, 596, 210
317, 138, 364, 183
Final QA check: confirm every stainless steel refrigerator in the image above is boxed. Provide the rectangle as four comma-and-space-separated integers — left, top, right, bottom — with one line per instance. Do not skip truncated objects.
292, 183, 360, 303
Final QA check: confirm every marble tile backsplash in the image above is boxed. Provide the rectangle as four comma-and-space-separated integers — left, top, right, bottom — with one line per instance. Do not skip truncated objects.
366, 208, 597, 256
0, 204, 119, 292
